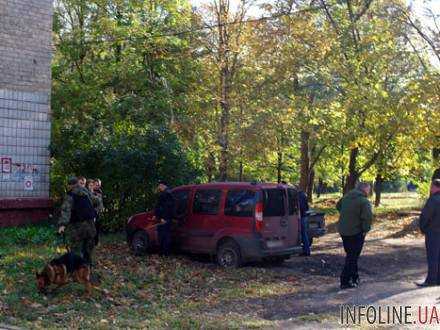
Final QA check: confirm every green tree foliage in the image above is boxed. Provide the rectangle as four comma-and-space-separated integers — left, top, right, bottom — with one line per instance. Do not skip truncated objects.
51, 0, 439, 221
51, 0, 202, 230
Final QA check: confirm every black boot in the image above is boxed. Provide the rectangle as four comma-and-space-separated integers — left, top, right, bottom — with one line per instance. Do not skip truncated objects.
340, 279, 357, 290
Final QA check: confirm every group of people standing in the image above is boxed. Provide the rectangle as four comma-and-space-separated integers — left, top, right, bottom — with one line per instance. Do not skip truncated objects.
57, 178, 173, 272
336, 178, 440, 290
58, 176, 104, 274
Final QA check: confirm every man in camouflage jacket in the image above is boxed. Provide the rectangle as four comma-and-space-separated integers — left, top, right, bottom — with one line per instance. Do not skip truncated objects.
58, 177, 101, 266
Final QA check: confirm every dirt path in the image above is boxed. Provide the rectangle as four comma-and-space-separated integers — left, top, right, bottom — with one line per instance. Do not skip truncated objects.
205, 228, 430, 328
274, 232, 428, 328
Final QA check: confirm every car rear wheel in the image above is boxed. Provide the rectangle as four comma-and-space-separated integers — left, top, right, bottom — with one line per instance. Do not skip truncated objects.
131, 230, 149, 256
217, 241, 242, 268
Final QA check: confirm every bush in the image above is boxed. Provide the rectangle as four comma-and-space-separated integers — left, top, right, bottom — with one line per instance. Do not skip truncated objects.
51, 125, 201, 232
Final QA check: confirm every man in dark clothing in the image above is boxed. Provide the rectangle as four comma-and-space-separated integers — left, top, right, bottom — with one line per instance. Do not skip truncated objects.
58, 177, 100, 266
417, 179, 440, 287
154, 181, 175, 256
298, 190, 311, 256
336, 182, 373, 289
432, 168, 440, 181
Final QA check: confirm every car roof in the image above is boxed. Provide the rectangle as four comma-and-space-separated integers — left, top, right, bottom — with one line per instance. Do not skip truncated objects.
172, 182, 299, 190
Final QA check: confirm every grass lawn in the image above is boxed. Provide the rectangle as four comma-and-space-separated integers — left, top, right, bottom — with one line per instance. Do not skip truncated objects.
0, 227, 295, 329
0, 192, 424, 329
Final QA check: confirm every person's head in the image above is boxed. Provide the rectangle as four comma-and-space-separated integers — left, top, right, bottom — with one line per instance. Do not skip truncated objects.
67, 177, 79, 191
431, 179, 440, 195
157, 180, 168, 192
95, 179, 102, 189
78, 176, 86, 188
86, 179, 95, 192
356, 182, 371, 196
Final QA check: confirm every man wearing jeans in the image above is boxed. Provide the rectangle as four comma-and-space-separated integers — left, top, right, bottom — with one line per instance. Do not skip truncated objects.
417, 179, 440, 287
336, 182, 373, 289
298, 190, 311, 256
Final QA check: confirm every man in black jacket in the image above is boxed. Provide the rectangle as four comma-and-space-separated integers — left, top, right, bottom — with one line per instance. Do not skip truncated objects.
418, 179, 440, 287
154, 181, 175, 256
433, 168, 440, 181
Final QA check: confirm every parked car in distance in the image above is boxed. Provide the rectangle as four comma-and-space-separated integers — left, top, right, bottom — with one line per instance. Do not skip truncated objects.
126, 182, 325, 267
305, 210, 326, 247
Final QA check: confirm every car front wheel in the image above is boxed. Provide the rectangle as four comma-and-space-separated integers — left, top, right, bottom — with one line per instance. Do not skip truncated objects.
217, 241, 242, 268
131, 230, 149, 256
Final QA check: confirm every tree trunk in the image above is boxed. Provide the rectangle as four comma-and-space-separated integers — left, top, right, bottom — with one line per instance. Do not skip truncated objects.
206, 152, 215, 182
218, 75, 230, 181
276, 149, 283, 183
317, 178, 323, 198
238, 105, 244, 182
238, 160, 243, 181
344, 147, 359, 193
374, 173, 383, 207
340, 143, 345, 192
307, 169, 315, 203
217, 0, 231, 182
299, 130, 310, 191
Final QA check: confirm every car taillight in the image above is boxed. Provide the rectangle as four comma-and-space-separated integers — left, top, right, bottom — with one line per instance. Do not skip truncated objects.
255, 202, 263, 232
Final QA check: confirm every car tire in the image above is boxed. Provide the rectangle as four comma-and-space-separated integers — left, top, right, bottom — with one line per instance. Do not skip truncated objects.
217, 241, 242, 268
131, 230, 149, 256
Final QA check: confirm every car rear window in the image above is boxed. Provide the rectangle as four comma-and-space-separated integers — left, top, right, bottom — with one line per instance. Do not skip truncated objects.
173, 190, 190, 217
193, 189, 221, 215
224, 190, 256, 217
287, 188, 299, 215
263, 189, 285, 217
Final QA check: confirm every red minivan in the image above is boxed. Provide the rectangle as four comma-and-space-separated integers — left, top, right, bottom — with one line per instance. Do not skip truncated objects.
126, 182, 304, 267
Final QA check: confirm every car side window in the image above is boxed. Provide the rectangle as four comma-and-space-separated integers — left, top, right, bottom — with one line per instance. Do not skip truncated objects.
193, 189, 222, 215
287, 188, 299, 215
263, 189, 285, 217
173, 190, 190, 217
224, 190, 256, 217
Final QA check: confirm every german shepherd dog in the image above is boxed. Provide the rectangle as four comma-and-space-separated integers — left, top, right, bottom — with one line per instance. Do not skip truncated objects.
36, 252, 92, 295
